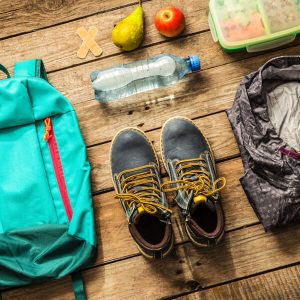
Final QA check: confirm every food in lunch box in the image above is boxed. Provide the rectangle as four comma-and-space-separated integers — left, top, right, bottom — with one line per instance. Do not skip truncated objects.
216, 0, 265, 42
221, 13, 265, 42
154, 6, 185, 37
260, 0, 300, 33
112, 0, 144, 51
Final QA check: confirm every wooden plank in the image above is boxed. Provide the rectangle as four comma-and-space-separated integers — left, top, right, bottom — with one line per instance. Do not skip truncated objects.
88, 111, 239, 192
0, 0, 210, 72
3, 224, 300, 299
55, 36, 300, 147
183, 265, 300, 300
92, 157, 256, 265
48, 224, 300, 299
2, 276, 74, 300
0, 0, 150, 39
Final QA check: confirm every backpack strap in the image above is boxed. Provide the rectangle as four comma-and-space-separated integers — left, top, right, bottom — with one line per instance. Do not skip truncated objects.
71, 272, 87, 300
0, 272, 86, 299
14, 59, 48, 81
0, 64, 10, 78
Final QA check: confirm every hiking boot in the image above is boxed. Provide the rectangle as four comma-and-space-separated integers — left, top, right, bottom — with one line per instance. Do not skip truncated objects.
110, 128, 174, 259
160, 117, 226, 247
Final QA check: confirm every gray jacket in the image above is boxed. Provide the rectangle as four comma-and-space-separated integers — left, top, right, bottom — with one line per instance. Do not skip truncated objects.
227, 56, 300, 230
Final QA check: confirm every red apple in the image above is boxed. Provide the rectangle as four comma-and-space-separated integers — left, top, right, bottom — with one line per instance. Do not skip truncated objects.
154, 6, 185, 37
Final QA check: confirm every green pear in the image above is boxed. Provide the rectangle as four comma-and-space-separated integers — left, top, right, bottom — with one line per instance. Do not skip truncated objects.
112, 3, 144, 51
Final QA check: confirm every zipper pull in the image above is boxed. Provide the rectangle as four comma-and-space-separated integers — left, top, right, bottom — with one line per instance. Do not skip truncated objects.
44, 117, 52, 141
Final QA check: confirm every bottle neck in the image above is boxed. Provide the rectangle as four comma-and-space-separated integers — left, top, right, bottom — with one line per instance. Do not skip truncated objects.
184, 56, 200, 73
184, 58, 193, 73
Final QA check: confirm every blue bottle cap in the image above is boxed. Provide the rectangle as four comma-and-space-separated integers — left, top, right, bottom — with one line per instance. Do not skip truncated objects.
189, 56, 201, 72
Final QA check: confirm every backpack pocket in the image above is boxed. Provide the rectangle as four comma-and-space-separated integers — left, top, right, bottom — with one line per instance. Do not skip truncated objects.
37, 111, 96, 246
0, 123, 58, 232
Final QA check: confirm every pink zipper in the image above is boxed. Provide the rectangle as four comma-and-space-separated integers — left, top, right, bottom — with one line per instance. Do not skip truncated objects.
44, 117, 73, 221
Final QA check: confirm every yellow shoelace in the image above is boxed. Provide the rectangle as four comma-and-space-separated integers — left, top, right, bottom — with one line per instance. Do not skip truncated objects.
115, 165, 172, 215
161, 158, 226, 202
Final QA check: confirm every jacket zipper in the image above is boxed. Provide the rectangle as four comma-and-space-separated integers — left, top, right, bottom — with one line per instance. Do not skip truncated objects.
44, 117, 73, 221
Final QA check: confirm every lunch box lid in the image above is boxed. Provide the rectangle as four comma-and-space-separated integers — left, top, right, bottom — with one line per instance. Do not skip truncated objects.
209, 0, 300, 52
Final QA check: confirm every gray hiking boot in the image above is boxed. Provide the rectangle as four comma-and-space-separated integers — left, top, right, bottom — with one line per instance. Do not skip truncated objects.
110, 128, 174, 259
160, 117, 226, 247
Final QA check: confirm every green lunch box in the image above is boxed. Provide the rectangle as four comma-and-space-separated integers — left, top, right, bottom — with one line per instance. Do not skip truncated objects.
208, 0, 300, 52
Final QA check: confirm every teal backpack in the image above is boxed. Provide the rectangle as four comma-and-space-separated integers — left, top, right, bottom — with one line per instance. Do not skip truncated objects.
0, 60, 97, 299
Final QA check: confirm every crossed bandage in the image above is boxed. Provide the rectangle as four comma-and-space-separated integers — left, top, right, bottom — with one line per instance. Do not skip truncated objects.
77, 26, 103, 59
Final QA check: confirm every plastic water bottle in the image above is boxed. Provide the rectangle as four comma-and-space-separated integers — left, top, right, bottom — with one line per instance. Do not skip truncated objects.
91, 54, 201, 102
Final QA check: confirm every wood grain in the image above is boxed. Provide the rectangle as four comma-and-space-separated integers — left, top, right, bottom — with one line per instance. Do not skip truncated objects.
183, 265, 300, 300
88, 111, 239, 192
0, 0, 150, 39
84, 224, 300, 300
3, 224, 300, 300
0, 0, 209, 72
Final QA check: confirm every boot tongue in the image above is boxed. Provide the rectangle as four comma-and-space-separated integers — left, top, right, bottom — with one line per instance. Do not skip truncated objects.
190, 195, 216, 214
180, 154, 215, 212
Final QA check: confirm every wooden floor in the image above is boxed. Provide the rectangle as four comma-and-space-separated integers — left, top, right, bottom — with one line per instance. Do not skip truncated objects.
1, 0, 300, 299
